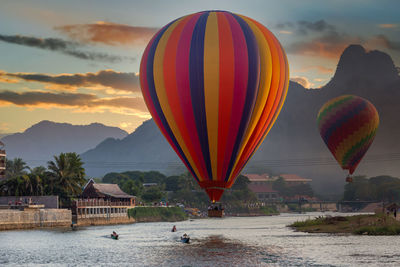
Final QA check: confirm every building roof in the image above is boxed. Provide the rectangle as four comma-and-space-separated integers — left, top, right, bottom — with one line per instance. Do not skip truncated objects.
280, 174, 312, 182
92, 183, 135, 198
248, 184, 277, 193
244, 173, 273, 182
83, 179, 135, 198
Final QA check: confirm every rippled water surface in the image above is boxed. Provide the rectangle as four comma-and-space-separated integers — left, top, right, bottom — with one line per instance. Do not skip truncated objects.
1, 212, 400, 266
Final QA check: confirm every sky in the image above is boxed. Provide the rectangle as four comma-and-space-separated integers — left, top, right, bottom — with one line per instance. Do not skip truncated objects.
0, 0, 399, 134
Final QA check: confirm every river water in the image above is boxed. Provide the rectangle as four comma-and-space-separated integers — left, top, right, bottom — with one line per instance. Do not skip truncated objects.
1, 212, 400, 266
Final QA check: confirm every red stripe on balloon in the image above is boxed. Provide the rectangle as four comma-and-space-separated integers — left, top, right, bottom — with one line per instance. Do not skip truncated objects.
221, 12, 249, 181
216, 12, 235, 182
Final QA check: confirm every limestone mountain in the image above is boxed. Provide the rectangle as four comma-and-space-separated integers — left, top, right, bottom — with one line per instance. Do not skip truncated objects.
1, 120, 128, 167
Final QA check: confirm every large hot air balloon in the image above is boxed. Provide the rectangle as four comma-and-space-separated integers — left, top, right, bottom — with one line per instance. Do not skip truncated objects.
139, 11, 289, 202
317, 95, 379, 182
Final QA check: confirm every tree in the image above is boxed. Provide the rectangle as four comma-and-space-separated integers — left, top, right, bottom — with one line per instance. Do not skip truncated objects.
141, 187, 165, 203
5, 158, 29, 178
121, 179, 143, 197
47, 152, 86, 206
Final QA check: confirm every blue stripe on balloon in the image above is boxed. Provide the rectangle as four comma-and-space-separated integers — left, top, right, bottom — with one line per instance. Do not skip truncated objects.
224, 13, 261, 181
189, 11, 213, 181
323, 100, 367, 145
145, 19, 200, 182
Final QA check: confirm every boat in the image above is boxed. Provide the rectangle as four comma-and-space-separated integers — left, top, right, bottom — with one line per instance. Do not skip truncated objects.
111, 232, 119, 240
181, 234, 190, 243
181, 236, 190, 243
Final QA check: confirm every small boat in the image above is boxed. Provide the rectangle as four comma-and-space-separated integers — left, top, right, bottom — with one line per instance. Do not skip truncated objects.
111, 231, 119, 240
181, 236, 190, 243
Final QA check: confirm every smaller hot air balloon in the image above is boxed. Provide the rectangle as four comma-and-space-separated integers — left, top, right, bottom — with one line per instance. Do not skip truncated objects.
317, 95, 379, 182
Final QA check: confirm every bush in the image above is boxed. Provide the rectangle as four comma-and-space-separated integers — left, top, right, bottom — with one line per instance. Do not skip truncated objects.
128, 207, 188, 222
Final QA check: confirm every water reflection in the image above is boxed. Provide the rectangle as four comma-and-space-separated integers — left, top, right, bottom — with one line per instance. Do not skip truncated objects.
1, 213, 400, 266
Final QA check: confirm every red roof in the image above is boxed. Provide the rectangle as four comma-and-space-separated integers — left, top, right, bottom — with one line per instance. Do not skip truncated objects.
248, 184, 277, 193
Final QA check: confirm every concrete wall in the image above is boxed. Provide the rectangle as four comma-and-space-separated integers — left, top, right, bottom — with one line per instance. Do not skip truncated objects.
75, 216, 135, 226
0, 196, 59, 209
0, 209, 71, 230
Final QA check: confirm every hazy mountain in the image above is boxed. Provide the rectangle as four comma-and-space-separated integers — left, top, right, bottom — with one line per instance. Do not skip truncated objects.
1, 120, 128, 167
82, 44, 400, 194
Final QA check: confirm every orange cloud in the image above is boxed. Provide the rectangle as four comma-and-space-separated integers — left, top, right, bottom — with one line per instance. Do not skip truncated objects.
290, 76, 313, 88
1, 70, 140, 93
295, 65, 333, 74
55, 21, 158, 46
0, 90, 148, 115
378, 24, 398, 29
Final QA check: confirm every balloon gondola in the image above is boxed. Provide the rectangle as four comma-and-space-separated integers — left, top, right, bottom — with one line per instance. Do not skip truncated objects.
140, 11, 289, 202
317, 95, 379, 182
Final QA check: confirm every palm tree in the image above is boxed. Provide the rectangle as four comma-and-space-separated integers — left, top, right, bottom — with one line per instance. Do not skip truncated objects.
5, 158, 29, 178
47, 152, 86, 202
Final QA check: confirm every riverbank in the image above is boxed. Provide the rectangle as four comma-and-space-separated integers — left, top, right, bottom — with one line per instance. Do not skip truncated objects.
0, 209, 71, 230
289, 214, 400, 235
128, 207, 188, 222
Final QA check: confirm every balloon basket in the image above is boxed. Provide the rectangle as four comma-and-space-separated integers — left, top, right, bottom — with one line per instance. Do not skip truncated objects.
207, 203, 225, 218
346, 175, 353, 183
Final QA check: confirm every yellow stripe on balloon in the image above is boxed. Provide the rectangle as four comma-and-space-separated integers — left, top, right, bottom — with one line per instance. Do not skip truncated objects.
228, 15, 272, 181
204, 12, 220, 181
153, 18, 204, 182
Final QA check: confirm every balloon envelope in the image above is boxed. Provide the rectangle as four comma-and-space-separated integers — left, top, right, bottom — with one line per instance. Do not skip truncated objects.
317, 95, 379, 175
140, 11, 289, 202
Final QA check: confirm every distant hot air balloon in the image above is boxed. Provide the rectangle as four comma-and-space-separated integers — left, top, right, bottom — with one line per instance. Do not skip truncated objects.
317, 95, 379, 182
140, 11, 289, 202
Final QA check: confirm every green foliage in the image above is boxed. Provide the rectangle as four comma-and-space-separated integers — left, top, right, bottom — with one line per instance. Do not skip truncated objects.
343, 175, 400, 202
5, 158, 29, 178
354, 225, 400, 235
127, 207, 188, 222
141, 187, 165, 203
0, 153, 86, 207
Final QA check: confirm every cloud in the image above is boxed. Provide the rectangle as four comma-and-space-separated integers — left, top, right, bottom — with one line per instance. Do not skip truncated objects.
0, 90, 148, 115
279, 30, 293, 35
295, 65, 334, 74
366, 34, 400, 51
276, 20, 336, 35
55, 21, 158, 46
287, 30, 362, 58
0, 34, 132, 62
378, 24, 398, 29
288, 32, 400, 58
290, 76, 313, 88
2, 70, 140, 93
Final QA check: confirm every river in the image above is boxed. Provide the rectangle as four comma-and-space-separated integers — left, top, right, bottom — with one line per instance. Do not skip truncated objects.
1, 212, 400, 266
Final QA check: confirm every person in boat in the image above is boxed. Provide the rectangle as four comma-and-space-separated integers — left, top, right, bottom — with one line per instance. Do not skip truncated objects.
182, 233, 188, 238
112, 231, 118, 238
172, 225, 177, 232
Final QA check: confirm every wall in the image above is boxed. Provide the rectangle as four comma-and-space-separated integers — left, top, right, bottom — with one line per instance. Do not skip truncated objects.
74, 216, 135, 226
0, 209, 71, 230
0, 196, 59, 209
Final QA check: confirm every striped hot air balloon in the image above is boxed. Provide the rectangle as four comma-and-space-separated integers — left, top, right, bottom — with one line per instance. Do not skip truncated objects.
317, 95, 379, 181
140, 10, 289, 202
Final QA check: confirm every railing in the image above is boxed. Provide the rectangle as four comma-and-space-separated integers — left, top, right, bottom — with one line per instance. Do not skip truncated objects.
75, 199, 133, 207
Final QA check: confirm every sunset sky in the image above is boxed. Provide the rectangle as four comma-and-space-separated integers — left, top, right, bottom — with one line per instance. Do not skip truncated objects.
1, 0, 399, 134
